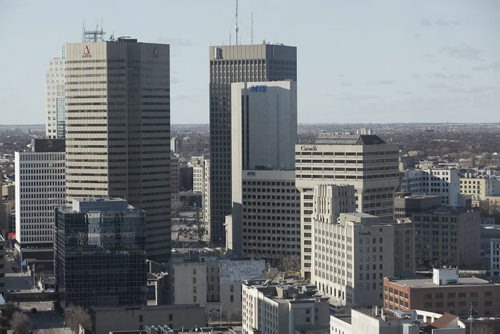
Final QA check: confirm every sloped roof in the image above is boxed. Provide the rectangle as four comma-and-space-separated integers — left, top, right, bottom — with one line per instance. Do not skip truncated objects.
432, 313, 458, 329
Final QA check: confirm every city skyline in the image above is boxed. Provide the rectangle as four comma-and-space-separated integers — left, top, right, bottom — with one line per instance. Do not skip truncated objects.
0, 0, 499, 125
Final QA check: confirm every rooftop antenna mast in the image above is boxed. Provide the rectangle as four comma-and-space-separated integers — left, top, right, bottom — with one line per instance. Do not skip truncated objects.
82, 21, 105, 42
251, 12, 254, 44
235, 0, 239, 45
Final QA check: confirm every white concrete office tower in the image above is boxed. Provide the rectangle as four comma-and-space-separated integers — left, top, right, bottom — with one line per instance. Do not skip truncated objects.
15, 139, 65, 260
228, 80, 298, 259
295, 134, 400, 278
64, 38, 170, 261
231, 81, 297, 173
45, 57, 66, 139
312, 184, 356, 224
242, 281, 330, 334
311, 184, 356, 297
226, 170, 300, 259
209, 44, 297, 247
314, 213, 395, 306
401, 168, 462, 206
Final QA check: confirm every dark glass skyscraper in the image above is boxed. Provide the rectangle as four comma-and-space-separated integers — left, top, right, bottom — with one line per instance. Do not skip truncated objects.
208, 43, 297, 246
55, 198, 147, 307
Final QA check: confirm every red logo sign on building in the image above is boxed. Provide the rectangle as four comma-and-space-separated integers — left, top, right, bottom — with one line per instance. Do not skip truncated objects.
83, 45, 91, 58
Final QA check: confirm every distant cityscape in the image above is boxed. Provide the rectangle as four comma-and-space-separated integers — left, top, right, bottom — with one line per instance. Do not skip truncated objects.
0, 10, 499, 334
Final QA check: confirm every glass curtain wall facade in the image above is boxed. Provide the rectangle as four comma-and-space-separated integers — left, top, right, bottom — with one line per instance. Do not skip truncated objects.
55, 198, 146, 307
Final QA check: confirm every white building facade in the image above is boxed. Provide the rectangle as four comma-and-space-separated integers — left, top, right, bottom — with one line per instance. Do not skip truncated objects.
311, 184, 356, 300
191, 156, 205, 194
15, 140, 65, 260
168, 255, 265, 318
45, 57, 65, 139
228, 80, 298, 259
401, 168, 463, 206
314, 213, 395, 306
295, 134, 400, 278
226, 170, 300, 260
242, 281, 330, 334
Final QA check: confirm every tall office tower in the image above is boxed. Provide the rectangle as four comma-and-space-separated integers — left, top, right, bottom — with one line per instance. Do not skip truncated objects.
295, 133, 400, 278
227, 170, 300, 259
64, 38, 170, 261
313, 213, 394, 306
45, 57, 66, 139
401, 168, 463, 206
55, 198, 146, 307
228, 80, 298, 259
15, 139, 65, 261
209, 43, 297, 246
311, 184, 356, 299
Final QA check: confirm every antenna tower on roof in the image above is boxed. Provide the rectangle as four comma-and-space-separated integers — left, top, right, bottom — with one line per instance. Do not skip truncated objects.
82, 21, 105, 42
251, 12, 254, 44
235, 0, 239, 45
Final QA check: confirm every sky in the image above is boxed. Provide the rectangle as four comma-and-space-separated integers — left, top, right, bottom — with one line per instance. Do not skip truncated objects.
0, 0, 499, 124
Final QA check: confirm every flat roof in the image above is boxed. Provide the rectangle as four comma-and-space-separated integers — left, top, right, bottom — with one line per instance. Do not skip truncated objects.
390, 277, 494, 288
315, 134, 386, 145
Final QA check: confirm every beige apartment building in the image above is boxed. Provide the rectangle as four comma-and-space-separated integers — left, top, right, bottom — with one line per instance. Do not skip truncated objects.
295, 133, 400, 277
460, 176, 500, 199
64, 38, 171, 261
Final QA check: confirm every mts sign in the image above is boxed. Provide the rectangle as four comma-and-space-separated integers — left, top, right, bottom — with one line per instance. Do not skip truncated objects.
250, 85, 267, 93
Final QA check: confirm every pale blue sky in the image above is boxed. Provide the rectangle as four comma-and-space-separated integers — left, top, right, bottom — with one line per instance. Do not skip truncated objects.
0, 0, 499, 124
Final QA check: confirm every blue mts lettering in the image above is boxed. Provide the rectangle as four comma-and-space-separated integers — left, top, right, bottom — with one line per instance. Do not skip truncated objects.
250, 86, 267, 93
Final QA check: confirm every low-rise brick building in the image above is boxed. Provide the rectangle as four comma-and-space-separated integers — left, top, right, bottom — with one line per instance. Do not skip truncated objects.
384, 268, 500, 318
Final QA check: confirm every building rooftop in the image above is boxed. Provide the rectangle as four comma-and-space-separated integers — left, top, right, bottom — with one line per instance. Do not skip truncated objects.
333, 308, 465, 330
315, 134, 386, 145
244, 280, 328, 303
64, 197, 138, 214
339, 212, 381, 224
388, 276, 493, 288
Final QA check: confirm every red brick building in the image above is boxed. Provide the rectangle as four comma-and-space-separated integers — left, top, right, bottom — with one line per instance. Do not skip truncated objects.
384, 269, 500, 318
